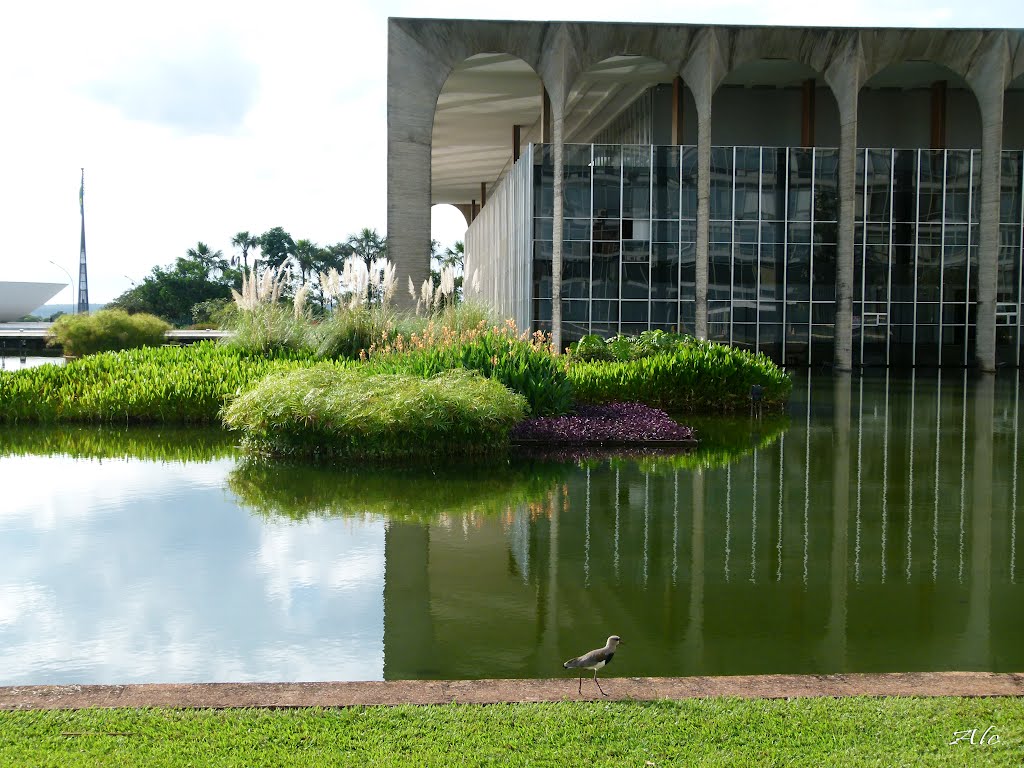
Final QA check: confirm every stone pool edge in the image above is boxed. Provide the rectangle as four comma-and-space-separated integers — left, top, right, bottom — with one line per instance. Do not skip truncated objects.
2, 672, 1023, 710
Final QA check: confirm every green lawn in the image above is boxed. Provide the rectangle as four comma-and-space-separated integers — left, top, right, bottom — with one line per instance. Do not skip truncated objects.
2, 697, 1021, 767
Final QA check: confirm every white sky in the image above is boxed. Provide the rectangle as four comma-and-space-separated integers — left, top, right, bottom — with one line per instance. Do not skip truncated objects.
1, 0, 1021, 302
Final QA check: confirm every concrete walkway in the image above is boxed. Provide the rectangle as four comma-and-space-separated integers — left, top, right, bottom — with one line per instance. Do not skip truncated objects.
2, 672, 1022, 710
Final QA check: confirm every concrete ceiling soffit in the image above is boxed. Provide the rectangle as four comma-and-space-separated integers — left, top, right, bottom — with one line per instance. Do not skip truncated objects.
1012, 34, 1024, 84
859, 28, 982, 84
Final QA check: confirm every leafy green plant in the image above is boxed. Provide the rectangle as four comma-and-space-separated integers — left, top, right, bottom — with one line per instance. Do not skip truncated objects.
0, 342, 326, 424
47, 309, 169, 357
569, 338, 791, 413
221, 367, 528, 461
368, 329, 573, 416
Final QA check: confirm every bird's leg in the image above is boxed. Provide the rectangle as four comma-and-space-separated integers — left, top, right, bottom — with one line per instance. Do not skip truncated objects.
577, 675, 583, 695
594, 670, 607, 696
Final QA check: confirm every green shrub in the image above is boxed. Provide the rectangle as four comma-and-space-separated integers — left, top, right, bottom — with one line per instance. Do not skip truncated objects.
221, 367, 528, 461
0, 342, 328, 424
569, 329, 695, 362
47, 309, 169, 357
368, 329, 573, 416
569, 338, 791, 413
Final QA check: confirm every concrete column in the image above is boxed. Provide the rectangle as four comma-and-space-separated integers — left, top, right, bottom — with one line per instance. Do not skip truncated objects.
695, 94, 712, 341
552, 110, 565, 354
976, 100, 1005, 372
966, 37, 1010, 371
831, 63, 859, 371
386, 24, 440, 311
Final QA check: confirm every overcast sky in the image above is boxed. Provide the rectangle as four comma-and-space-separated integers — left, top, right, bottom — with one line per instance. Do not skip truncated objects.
1, 0, 1021, 302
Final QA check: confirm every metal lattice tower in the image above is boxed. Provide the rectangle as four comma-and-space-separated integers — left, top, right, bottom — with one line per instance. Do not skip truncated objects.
77, 168, 89, 314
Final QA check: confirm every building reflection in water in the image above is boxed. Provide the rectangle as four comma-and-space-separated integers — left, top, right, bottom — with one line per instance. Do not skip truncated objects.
382, 372, 1022, 680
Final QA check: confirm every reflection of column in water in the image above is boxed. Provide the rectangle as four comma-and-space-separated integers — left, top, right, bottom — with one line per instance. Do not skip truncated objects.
907, 370, 916, 583
959, 369, 968, 583
643, 473, 649, 585
829, 372, 852, 669
1013, 382, 1019, 584
881, 370, 890, 583
855, 376, 863, 583
672, 471, 679, 586
750, 448, 758, 584
968, 373, 994, 666
933, 374, 942, 583
687, 469, 705, 668
776, 433, 784, 583
803, 370, 811, 586
614, 467, 620, 581
584, 466, 591, 588
725, 464, 732, 582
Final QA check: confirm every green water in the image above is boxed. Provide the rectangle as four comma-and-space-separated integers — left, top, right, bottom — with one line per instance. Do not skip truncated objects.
0, 371, 1020, 685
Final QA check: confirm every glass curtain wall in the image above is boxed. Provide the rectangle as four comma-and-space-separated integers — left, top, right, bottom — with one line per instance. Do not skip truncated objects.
532, 143, 697, 342
531, 144, 1024, 367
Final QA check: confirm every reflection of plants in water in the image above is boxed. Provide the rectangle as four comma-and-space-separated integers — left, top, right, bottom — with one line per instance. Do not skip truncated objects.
584, 412, 790, 473
228, 459, 572, 522
0, 426, 237, 463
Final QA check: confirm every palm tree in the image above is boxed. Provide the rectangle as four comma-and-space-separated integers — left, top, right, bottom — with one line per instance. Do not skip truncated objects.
345, 228, 388, 306
293, 239, 319, 286
186, 242, 227, 280
440, 240, 464, 271
231, 231, 259, 274
345, 228, 387, 270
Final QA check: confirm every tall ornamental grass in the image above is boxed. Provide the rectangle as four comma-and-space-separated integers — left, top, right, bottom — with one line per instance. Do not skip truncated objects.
569, 338, 792, 412
221, 367, 528, 461
0, 342, 328, 424
48, 309, 169, 357
367, 321, 573, 416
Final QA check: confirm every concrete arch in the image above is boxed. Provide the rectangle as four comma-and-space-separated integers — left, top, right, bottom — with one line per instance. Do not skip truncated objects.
859, 61, 981, 149
565, 54, 689, 144
711, 58, 839, 147
560, 23, 704, 100
431, 52, 543, 208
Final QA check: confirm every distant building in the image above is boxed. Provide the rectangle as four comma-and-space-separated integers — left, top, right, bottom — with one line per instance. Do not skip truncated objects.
387, 19, 1024, 368
0, 282, 66, 322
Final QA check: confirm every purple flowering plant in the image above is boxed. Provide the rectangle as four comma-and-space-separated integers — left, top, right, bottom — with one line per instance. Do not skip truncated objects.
511, 402, 696, 444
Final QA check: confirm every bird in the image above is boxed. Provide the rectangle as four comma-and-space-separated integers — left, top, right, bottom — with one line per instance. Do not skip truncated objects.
562, 635, 622, 696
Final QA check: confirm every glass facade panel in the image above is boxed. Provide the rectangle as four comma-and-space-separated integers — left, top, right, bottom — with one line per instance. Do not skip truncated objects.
527, 144, 1022, 367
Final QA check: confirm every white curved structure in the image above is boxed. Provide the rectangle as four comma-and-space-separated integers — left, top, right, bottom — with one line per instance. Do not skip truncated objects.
0, 281, 66, 322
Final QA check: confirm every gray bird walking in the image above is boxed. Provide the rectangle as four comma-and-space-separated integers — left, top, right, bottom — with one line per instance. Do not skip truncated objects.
562, 635, 622, 696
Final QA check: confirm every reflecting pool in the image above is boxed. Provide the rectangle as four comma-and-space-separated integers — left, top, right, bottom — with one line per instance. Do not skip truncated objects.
0, 371, 1021, 685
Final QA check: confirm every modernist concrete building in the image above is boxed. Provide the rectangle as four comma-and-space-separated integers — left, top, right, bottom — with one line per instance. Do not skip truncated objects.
387, 18, 1024, 368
